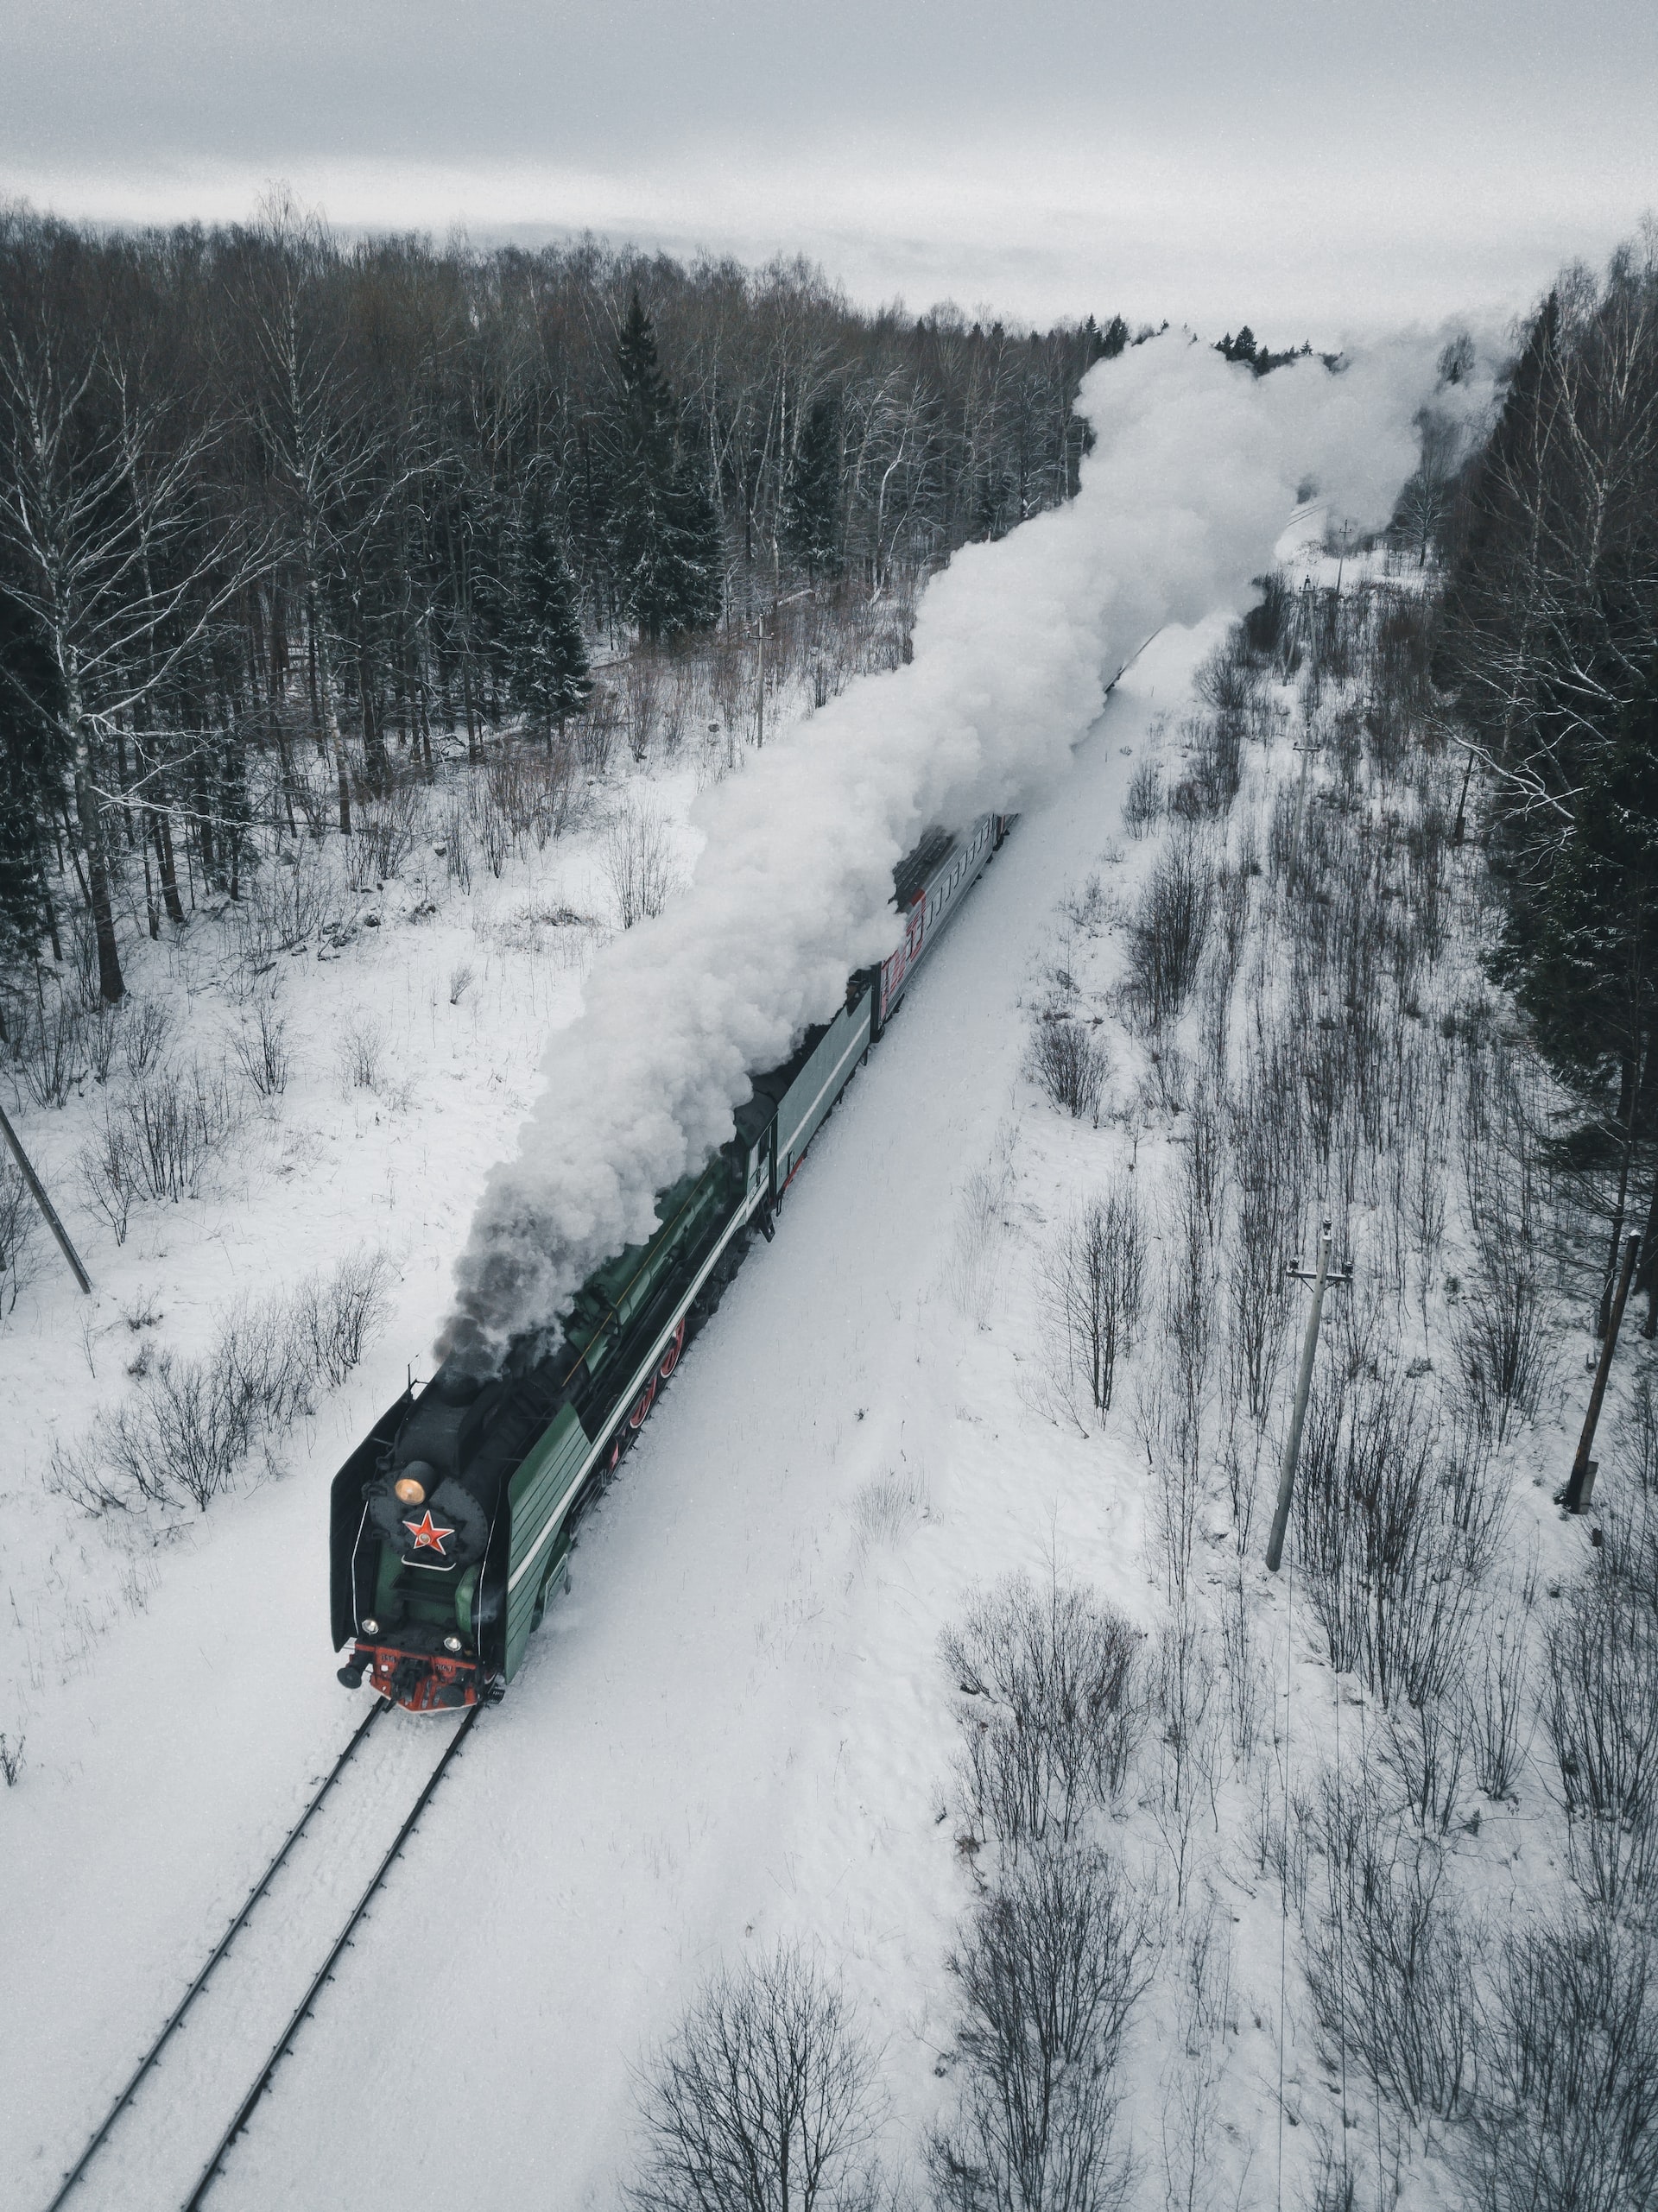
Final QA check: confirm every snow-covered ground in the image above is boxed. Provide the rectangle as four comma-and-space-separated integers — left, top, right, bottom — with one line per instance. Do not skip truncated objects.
3, 622, 1193, 2212
11, 340, 1628, 2212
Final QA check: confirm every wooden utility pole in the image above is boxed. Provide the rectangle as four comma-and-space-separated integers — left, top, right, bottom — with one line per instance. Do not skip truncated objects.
1265, 1220, 1351, 1573
1564, 1230, 1640, 1513
0, 1098, 92, 1294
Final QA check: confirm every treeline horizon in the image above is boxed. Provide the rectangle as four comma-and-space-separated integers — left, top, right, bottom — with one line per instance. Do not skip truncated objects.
0, 199, 1130, 1004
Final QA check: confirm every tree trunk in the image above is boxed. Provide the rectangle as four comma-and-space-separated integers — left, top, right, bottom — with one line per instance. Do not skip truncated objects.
75, 769, 124, 1004
153, 803, 185, 925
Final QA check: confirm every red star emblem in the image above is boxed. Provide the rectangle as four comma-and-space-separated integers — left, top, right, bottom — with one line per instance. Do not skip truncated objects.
403, 1510, 455, 1555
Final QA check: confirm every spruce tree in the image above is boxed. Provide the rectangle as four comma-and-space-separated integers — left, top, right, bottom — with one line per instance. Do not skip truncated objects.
782, 395, 843, 576
0, 585, 66, 973
509, 503, 592, 735
606, 293, 722, 641
1510, 662, 1658, 1087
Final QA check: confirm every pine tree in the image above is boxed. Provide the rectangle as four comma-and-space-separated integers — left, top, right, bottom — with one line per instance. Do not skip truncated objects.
0, 584, 66, 975
509, 504, 592, 735
782, 394, 843, 576
1510, 662, 1658, 1086
606, 294, 722, 641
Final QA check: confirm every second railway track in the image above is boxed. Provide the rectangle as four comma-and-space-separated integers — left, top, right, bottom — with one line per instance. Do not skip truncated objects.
40, 1701, 477, 2212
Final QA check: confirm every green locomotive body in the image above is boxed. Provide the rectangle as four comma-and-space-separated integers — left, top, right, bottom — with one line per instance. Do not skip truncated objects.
330, 813, 1009, 1710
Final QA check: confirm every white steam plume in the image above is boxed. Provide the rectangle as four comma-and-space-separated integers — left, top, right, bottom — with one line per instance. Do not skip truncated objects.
440, 330, 1466, 1368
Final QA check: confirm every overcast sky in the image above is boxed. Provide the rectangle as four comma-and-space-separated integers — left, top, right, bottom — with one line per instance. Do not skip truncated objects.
4, 0, 1655, 340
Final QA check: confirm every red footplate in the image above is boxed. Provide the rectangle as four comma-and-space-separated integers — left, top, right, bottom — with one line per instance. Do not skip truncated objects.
357, 1643, 478, 1712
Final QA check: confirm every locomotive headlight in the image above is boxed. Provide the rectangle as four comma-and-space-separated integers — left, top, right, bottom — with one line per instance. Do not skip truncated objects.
394, 1476, 427, 1507
443, 1634, 463, 1653
361, 1617, 380, 1635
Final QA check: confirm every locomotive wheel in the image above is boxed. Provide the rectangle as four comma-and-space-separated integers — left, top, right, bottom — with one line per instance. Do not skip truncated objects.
659, 1317, 686, 1380
628, 1375, 658, 1430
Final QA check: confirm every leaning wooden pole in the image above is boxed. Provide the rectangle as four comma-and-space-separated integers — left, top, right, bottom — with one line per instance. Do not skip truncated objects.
1564, 1230, 1640, 1514
1266, 1222, 1334, 1573
0, 1097, 92, 1294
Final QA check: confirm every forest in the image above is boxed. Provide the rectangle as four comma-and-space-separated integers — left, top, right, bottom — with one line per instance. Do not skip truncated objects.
0, 202, 1125, 1014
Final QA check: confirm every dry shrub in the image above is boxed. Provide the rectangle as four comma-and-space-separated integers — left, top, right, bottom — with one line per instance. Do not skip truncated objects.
1294, 1375, 1484, 1711
1545, 1567, 1658, 1910
605, 796, 677, 929
49, 1250, 392, 1515
1461, 1913, 1658, 2212
944, 1574, 1144, 1851
0, 1157, 37, 1315
629, 1944, 883, 2212
1038, 1177, 1145, 1419
929, 1844, 1149, 2212
1303, 1792, 1478, 2126
1124, 831, 1212, 1032
1026, 1015, 1106, 1122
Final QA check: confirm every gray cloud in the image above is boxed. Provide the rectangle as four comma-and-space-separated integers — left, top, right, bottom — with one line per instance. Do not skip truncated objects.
5, 0, 1655, 330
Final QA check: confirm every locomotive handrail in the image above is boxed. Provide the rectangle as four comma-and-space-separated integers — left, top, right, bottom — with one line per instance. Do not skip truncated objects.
182, 1702, 481, 2210
41, 1695, 391, 2212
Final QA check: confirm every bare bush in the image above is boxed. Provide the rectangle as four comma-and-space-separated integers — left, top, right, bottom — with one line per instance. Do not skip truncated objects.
1150, 1608, 1221, 1906
121, 999, 174, 1080
1303, 1796, 1478, 2126
605, 796, 677, 929
1038, 1178, 1145, 1419
297, 1248, 394, 1387
1460, 1912, 1658, 2212
1123, 757, 1161, 837
944, 1574, 1144, 1851
345, 781, 423, 891
1544, 1570, 1658, 1910
947, 1158, 1012, 1321
49, 1252, 392, 1515
1383, 1694, 1466, 1836
929, 1845, 1150, 2212
484, 736, 581, 850
629, 1944, 883, 2212
1453, 1223, 1554, 1444
0, 1732, 23, 1786
1294, 1375, 1482, 1710
1026, 1016, 1106, 1123
78, 1116, 133, 1246
82, 1059, 244, 1213
1124, 832, 1212, 1032
337, 1018, 385, 1093
232, 994, 291, 1098
447, 960, 475, 1007
0, 1157, 37, 1312
1467, 1601, 1533, 1801
623, 654, 661, 762
13, 990, 85, 1109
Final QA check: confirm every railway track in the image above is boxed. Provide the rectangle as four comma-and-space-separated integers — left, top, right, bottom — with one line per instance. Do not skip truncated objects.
41, 1699, 478, 2212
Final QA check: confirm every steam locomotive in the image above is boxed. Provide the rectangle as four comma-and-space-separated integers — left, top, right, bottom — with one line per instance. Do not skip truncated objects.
330, 812, 1013, 1710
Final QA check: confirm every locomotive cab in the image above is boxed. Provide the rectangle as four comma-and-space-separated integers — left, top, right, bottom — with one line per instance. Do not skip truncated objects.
332, 1364, 511, 1710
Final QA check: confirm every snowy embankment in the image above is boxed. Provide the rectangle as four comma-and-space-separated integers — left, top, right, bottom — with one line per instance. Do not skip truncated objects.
1, 336, 1496, 2212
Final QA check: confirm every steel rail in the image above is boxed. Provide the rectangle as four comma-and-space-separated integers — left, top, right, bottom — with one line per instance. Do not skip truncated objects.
182, 1700, 481, 2210
42, 1697, 391, 2212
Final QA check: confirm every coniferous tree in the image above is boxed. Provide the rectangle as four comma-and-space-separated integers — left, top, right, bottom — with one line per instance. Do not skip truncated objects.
668, 455, 724, 635
509, 504, 592, 735
0, 584, 66, 977
782, 395, 843, 576
1509, 663, 1658, 1086
607, 293, 723, 641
